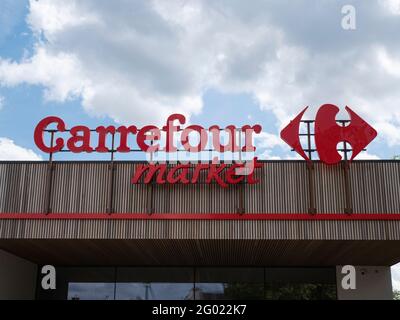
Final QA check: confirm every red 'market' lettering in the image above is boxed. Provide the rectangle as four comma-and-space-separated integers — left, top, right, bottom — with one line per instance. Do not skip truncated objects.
247, 160, 263, 184
191, 164, 210, 183
131, 159, 262, 188
206, 163, 228, 188
166, 164, 190, 184
225, 164, 245, 184
131, 164, 167, 184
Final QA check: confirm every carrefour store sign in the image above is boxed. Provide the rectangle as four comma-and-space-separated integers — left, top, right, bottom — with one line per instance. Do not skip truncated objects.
33, 104, 377, 188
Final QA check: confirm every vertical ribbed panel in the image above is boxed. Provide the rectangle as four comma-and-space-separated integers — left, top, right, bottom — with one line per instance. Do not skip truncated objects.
350, 161, 400, 213
246, 162, 309, 213
313, 163, 346, 213
50, 162, 109, 213
0, 161, 400, 214
113, 163, 147, 213
0, 219, 399, 240
0, 163, 47, 213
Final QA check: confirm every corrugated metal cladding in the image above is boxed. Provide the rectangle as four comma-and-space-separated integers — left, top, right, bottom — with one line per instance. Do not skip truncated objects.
1, 160, 400, 214
0, 160, 400, 240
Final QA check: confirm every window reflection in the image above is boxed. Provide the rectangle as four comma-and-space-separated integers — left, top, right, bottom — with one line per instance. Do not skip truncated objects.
37, 267, 115, 300
195, 268, 264, 300
116, 283, 193, 300
68, 282, 114, 300
36, 267, 337, 300
264, 283, 336, 300
115, 267, 194, 300
265, 267, 336, 300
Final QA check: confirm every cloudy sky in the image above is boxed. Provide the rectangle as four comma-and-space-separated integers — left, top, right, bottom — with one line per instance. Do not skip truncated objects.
0, 0, 400, 289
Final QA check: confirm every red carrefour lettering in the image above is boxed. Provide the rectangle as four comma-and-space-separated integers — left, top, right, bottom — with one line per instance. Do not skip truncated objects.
137, 125, 161, 153
162, 114, 186, 152
67, 126, 93, 153
34, 116, 66, 153
116, 126, 138, 152
95, 126, 116, 152
242, 124, 262, 152
181, 125, 207, 152
33, 114, 262, 156
209, 125, 239, 152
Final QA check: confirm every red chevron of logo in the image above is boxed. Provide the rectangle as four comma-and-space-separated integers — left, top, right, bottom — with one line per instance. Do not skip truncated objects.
280, 106, 310, 162
280, 104, 378, 165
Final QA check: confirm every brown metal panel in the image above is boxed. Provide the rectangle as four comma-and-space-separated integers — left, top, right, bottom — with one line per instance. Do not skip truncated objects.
2, 219, 400, 241
50, 162, 109, 213
2, 161, 399, 215
113, 163, 147, 213
0, 163, 47, 213
1, 161, 400, 244
350, 161, 400, 214
245, 162, 309, 214
313, 162, 347, 213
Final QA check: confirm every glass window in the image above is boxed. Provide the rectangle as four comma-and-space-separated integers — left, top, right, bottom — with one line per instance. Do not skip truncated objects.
68, 282, 115, 300
195, 268, 264, 300
36, 267, 115, 300
265, 268, 336, 300
115, 267, 194, 300
36, 266, 337, 300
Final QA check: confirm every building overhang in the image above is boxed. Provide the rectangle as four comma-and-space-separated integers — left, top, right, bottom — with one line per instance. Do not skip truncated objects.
1, 239, 400, 267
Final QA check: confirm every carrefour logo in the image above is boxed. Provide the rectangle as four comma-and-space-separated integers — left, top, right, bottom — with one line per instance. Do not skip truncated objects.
280, 104, 377, 165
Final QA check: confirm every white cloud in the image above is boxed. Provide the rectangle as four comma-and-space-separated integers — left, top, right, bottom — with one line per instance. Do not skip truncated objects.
256, 132, 286, 149
0, 0, 205, 126
0, 137, 42, 161
354, 151, 380, 160
27, 0, 99, 38
1, 0, 400, 142
380, 0, 400, 15
285, 154, 302, 160
0, 95, 4, 109
0, 47, 87, 102
255, 131, 292, 160
375, 121, 400, 146
258, 149, 281, 160
378, 47, 400, 77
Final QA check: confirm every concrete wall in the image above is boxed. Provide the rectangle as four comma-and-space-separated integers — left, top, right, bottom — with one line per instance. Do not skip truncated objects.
336, 266, 393, 300
0, 249, 37, 300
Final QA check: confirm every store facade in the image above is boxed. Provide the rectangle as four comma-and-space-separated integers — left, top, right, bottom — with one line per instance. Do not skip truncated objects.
0, 108, 399, 300
0, 159, 399, 300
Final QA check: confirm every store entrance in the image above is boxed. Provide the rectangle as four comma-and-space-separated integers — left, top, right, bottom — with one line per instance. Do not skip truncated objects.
36, 267, 337, 300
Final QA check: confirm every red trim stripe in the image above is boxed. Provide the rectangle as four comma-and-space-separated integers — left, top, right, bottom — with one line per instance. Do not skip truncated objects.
0, 213, 400, 220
